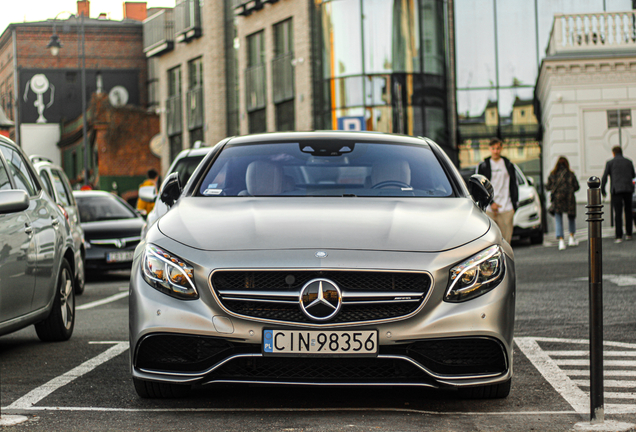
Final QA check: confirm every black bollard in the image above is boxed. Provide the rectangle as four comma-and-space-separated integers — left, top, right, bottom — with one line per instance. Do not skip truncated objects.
586, 176, 604, 423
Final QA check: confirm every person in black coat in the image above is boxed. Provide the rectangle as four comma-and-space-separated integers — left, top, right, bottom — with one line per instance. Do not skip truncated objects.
477, 138, 519, 243
546, 156, 579, 250
601, 146, 635, 243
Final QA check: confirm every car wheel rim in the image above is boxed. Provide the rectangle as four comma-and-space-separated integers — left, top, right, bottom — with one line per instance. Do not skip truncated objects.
60, 268, 74, 329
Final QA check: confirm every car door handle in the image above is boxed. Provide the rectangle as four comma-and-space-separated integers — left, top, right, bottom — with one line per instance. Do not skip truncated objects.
24, 225, 33, 235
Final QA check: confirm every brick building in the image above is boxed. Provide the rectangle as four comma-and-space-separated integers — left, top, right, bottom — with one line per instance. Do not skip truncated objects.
59, 93, 160, 202
0, 0, 153, 186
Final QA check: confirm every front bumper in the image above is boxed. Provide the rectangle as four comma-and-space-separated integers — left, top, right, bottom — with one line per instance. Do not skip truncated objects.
129, 241, 515, 390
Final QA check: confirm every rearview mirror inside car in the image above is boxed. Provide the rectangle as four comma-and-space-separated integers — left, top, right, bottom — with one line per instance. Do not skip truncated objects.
467, 174, 494, 211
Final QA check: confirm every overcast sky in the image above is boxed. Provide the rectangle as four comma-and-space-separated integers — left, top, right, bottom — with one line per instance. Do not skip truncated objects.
1, 0, 174, 34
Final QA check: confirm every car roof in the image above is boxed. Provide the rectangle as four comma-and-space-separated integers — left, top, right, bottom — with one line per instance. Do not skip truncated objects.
224, 131, 430, 146
73, 190, 119, 198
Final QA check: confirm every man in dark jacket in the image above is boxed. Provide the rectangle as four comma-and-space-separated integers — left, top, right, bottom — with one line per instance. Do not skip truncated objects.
601, 145, 635, 242
477, 138, 519, 243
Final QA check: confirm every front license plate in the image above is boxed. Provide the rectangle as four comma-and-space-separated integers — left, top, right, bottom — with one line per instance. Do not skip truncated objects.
106, 251, 134, 263
263, 330, 378, 356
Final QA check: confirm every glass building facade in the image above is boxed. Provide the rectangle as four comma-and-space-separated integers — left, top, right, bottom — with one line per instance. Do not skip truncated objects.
317, 0, 450, 151
455, 0, 633, 176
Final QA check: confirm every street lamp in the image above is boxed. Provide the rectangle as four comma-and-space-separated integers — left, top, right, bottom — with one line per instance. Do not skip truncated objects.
46, 12, 89, 187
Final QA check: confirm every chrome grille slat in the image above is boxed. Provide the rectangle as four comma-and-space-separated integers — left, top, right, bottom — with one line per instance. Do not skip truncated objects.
211, 269, 432, 325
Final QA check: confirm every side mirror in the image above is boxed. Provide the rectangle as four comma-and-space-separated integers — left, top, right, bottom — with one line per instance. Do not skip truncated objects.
0, 190, 29, 214
138, 185, 157, 203
159, 172, 181, 208
526, 176, 535, 186
468, 174, 494, 211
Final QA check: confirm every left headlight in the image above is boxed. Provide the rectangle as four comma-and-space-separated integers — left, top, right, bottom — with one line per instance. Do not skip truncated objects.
142, 244, 198, 300
445, 245, 505, 302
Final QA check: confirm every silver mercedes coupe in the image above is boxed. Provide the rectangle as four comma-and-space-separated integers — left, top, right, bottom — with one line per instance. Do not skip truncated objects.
129, 131, 515, 399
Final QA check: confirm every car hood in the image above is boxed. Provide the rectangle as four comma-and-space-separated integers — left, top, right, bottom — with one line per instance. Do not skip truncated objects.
81, 218, 145, 240
157, 197, 490, 252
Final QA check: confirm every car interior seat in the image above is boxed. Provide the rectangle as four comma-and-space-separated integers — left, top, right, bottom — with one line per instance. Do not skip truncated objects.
367, 159, 411, 187
243, 160, 284, 196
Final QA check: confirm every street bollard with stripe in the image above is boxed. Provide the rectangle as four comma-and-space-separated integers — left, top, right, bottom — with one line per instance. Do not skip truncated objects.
586, 176, 604, 423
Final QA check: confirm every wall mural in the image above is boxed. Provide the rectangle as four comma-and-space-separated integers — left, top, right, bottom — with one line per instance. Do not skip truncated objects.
20, 69, 140, 124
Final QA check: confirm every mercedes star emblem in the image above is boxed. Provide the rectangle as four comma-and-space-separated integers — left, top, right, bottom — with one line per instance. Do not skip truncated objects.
299, 278, 342, 321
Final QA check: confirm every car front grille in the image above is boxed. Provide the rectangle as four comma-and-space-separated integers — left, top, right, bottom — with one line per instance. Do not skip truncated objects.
210, 270, 432, 324
135, 334, 508, 380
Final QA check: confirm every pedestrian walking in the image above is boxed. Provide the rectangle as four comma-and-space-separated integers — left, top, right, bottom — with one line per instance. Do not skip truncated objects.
477, 138, 519, 244
601, 146, 635, 243
136, 168, 159, 217
546, 156, 580, 250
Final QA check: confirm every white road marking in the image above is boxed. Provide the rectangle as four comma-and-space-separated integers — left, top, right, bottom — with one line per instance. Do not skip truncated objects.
572, 380, 636, 388
5, 342, 129, 410
515, 337, 636, 414
76, 292, 129, 310
545, 351, 636, 357
554, 359, 636, 367
514, 337, 589, 413
574, 274, 636, 286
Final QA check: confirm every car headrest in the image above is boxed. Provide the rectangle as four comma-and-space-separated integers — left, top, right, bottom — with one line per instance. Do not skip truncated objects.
370, 160, 411, 186
246, 161, 284, 196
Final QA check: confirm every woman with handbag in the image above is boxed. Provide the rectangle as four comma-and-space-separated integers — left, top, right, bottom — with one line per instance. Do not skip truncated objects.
546, 156, 580, 250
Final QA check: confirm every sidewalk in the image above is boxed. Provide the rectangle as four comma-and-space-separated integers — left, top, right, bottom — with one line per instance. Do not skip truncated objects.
541, 202, 629, 246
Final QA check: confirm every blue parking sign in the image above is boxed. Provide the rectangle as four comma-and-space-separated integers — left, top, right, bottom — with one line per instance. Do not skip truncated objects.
337, 116, 366, 131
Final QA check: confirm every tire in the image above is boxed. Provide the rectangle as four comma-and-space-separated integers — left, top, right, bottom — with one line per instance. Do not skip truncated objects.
133, 378, 191, 399
457, 378, 511, 399
529, 229, 544, 245
35, 258, 75, 342
75, 254, 86, 296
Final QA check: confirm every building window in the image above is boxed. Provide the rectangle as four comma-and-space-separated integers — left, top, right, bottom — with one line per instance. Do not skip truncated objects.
147, 58, 160, 111
246, 30, 266, 132
273, 19, 294, 131
187, 57, 204, 144
167, 66, 183, 151
170, 134, 183, 162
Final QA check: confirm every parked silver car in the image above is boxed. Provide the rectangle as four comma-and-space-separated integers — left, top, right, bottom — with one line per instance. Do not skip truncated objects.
130, 131, 515, 399
0, 136, 76, 341
31, 156, 86, 294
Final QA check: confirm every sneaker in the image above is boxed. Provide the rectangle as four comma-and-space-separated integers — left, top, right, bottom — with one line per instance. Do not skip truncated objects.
558, 239, 566, 250
615, 238, 623, 244
568, 236, 578, 247
626, 236, 633, 241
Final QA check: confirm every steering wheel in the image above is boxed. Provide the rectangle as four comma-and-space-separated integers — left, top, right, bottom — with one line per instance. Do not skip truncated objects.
371, 180, 412, 189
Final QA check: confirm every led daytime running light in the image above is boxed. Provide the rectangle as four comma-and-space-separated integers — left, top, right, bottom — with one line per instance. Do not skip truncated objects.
445, 245, 505, 302
142, 244, 198, 299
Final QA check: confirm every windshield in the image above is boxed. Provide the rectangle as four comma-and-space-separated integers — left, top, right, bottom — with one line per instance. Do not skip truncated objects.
172, 154, 205, 186
76, 195, 138, 222
197, 141, 454, 197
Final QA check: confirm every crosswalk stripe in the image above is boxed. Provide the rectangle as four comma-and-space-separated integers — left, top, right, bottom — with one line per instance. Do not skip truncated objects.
545, 351, 636, 357
605, 392, 636, 400
564, 370, 636, 377
553, 359, 636, 367
572, 380, 636, 388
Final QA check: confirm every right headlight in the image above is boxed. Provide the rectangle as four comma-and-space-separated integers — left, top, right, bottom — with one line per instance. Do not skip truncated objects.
142, 244, 198, 300
444, 245, 505, 302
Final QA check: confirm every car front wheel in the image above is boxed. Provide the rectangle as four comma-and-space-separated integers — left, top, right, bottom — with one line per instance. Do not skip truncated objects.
35, 258, 75, 342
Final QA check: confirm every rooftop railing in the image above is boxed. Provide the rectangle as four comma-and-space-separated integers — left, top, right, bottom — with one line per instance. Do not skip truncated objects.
143, 9, 175, 58
547, 11, 636, 56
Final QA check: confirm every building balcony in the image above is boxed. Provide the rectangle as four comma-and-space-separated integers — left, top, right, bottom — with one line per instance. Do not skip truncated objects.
186, 86, 204, 129
175, 0, 202, 43
272, 52, 294, 104
546, 11, 636, 56
143, 9, 175, 58
166, 95, 183, 136
245, 64, 266, 112
232, 0, 279, 16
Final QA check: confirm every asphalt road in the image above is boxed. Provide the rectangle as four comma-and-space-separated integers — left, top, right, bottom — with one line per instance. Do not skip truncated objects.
1, 236, 636, 431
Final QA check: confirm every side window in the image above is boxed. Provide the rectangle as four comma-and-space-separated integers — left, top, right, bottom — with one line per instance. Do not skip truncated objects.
40, 170, 55, 198
51, 170, 72, 206
0, 144, 38, 196
0, 157, 11, 190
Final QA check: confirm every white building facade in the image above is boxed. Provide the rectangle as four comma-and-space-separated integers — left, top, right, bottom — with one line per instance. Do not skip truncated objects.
536, 11, 636, 203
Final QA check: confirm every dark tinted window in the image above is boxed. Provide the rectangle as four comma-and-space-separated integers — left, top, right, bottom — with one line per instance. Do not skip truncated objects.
39, 170, 55, 197
0, 157, 11, 190
197, 141, 453, 197
0, 144, 38, 196
171, 154, 205, 186
51, 170, 73, 206
76, 194, 137, 222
